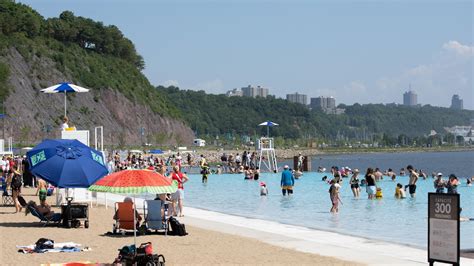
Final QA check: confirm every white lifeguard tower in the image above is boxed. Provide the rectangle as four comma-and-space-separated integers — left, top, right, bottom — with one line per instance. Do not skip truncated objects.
0, 137, 13, 155
257, 137, 278, 172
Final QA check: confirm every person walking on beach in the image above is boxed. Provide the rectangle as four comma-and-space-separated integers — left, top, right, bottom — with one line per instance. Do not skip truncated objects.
35, 178, 48, 205
169, 166, 189, 217
11, 168, 23, 213
280, 165, 295, 196
350, 169, 360, 198
365, 168, 376, 199
406, 165, 418, 198
329, 179, 342, 213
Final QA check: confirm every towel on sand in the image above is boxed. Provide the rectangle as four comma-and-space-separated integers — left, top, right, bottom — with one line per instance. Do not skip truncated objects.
16, 242, 83, 254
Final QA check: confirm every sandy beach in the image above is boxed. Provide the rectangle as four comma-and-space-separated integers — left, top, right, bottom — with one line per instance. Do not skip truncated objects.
0, 188, 356, 265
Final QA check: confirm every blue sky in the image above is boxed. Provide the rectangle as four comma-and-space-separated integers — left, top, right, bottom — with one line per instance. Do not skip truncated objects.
20, 0, 473, 109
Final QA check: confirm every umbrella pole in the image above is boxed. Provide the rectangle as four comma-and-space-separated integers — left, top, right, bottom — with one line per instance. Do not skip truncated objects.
267, 126, 269, 137
64, 92, 67, 117
133, 196, 137, 251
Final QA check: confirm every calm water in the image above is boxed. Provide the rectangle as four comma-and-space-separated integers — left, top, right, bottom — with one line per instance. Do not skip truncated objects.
184, 151, 474, 249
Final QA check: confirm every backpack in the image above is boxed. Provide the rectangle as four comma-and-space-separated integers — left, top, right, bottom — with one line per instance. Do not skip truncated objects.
168, 217, 188, 236
35, 238, 54, 250
11, 174, 22, 190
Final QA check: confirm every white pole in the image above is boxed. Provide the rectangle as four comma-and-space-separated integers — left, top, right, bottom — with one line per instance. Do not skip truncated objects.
133, 196, 137, 250
64, 92, 67, 117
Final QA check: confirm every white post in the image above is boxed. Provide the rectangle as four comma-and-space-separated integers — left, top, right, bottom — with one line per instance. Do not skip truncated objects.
133, 196, 137, 250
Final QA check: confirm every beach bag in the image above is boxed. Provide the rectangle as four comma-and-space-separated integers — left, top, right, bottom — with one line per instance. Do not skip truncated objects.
35, 238, 54, 249
17, 195, 27, 207
168, 217, 187, 236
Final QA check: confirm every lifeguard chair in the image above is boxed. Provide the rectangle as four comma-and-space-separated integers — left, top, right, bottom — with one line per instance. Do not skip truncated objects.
257, 137, 278, 172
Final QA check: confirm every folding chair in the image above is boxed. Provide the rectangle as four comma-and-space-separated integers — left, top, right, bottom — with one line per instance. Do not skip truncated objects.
1, 178, 13, 206
113, 202, 136, 233
27, 205, 62, 226
144, 200, 168, 234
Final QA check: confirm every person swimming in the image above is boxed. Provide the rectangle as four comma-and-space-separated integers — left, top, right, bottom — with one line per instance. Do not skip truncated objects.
260, 182, 268, 196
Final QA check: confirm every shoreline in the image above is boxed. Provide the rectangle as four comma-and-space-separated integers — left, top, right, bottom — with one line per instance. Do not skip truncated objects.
182, 206, 474, 265
192, 146, 474, 164
93, 191, 474, 265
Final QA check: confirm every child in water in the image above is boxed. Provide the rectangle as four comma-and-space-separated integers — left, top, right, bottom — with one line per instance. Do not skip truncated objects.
260, 182, 268, 196
395, 183, 406, 199
375, 187, 383, 199
201, 163, 210, 183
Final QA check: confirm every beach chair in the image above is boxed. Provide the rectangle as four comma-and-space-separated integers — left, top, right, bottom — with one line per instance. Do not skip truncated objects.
1, 178, 13, 206
27, 205, 62, 226
144, 200, 168, 234
113, 202, 136, 233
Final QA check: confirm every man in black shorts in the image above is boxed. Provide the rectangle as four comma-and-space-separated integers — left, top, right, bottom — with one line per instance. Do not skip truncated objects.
406, 165, 419, 198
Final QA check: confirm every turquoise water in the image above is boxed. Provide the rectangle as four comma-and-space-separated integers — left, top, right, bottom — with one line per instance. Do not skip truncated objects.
184, 151, 474, 249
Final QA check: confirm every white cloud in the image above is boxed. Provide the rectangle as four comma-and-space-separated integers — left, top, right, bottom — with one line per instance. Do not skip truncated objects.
374, 40, 473, 109
162, 80, 180, 87
442, 40, 474, 58
188, 79, 224, 94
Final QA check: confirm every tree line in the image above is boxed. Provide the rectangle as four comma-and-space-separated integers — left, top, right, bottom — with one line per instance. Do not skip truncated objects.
0, 1, 144, 70
158, 86, 474, 143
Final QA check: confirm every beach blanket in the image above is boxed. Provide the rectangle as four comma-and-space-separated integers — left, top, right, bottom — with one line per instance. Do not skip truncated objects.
16, 242, 84, 254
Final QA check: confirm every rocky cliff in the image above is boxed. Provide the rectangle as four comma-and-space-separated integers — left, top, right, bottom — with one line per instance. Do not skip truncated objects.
1, 48, 194, 147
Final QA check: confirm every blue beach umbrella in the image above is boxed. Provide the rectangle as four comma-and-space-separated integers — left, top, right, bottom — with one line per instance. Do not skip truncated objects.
26, 139, 108, 188
258, 121, 279, 137
41, 83, 90, 117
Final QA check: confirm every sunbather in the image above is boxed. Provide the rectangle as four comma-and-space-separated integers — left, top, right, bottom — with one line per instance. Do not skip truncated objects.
25, 200, 56, 219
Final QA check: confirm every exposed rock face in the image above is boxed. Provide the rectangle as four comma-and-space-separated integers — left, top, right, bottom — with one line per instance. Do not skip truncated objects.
1, 48, 194, 146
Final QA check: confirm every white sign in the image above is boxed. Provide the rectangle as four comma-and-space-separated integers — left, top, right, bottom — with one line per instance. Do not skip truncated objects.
428, 193, 459, 265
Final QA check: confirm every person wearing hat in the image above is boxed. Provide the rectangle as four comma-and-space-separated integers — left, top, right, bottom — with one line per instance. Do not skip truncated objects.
280, 165, 295, 196
433, 173, 446, 193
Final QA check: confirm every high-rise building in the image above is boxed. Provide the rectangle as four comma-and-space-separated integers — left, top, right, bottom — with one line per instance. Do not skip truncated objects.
309, 96, 343, 114
403, 90, 418, 106
241, 85, 268, 98
451, 94, 463, 110
286, 93, 307, 105
225, 88, 243, 97
256, 86, 268, 98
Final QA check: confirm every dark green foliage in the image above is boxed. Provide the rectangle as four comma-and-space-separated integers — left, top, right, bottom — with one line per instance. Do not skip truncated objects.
0, 60, 10, 110
0, 1, 144, 70
0, 1, 178, 118
159, 87, 474, 142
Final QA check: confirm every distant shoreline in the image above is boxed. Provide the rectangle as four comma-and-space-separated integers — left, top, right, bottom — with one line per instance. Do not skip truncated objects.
193, 146, 473, 164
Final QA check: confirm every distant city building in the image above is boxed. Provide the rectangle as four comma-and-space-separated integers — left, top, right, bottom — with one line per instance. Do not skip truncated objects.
403, 90, 418, 106
310, 96, 344, 114
286, 93, 307, 105
450, 94, 463, 110
225, 88, 243, 97
241, 85, 269, 98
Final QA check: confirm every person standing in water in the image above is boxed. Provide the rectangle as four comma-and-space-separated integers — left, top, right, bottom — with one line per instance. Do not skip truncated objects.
329, 179, 342, 213
365, 168, 376, 200
350, 169, 360, 198
406, 165, 419, 198
280, 165, 294, 196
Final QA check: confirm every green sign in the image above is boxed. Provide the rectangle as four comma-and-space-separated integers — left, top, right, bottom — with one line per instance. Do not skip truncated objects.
91, 151, 104, 165
31, 150, 46, 166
